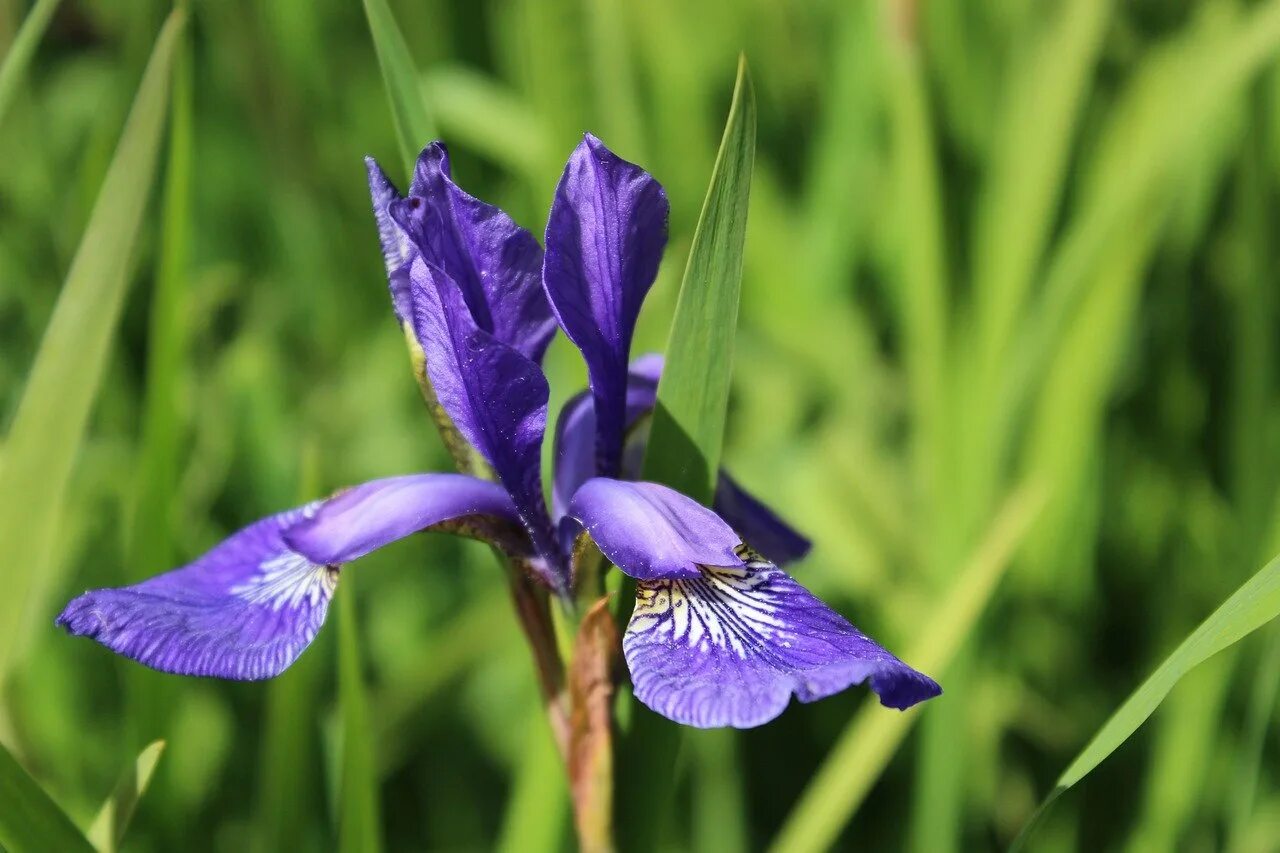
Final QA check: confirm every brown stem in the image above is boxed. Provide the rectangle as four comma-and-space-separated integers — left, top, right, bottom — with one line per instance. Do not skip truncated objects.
567, 596, 619, 853
508, 559, 570, 757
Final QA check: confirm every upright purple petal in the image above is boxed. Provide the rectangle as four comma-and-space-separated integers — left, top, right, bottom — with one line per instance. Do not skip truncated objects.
388, 143, 556, 362
57, 474, 531, 679
625, 549, 941, 728
410, 259, 564, 585
550, 352, 811, 565
552, 356, 662, 519
365, 157, 416, 324
567, 478, 743, 581
543, 134, 669, 477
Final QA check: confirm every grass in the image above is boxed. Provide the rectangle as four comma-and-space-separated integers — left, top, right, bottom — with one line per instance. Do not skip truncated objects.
4, 0, 1280, 849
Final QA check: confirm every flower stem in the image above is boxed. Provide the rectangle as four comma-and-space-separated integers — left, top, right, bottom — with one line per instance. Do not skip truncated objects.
567, 597, 619, 853
508, 558, 571, 756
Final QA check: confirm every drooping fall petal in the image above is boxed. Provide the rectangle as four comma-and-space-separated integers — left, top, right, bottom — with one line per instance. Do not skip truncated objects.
57, 474, 530, 679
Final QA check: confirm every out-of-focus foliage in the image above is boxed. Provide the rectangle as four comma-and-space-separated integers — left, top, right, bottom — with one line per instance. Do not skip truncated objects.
4, 0, 1280, 849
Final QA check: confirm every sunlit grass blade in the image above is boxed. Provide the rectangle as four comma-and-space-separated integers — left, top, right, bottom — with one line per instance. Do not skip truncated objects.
769, 483, 1047, 853
0, 739, 94, 853
691, 729, 747, 853
362, 0, 437, 174
971, 0, 1109, 368
882, 8, 947, 521
124, 5, 193, 748
0, 7, 185, 682
422, 66, 551, 180
256, 444, 325, 853
0, 0, 63, 128
336, 576, 382, 853
496, 707, 568, 853
642, 53, 756, 502
86, 740, 165, 853
1011, 549, 1280, 851
1002, 0, 1280, 431
583, 0, 645, 157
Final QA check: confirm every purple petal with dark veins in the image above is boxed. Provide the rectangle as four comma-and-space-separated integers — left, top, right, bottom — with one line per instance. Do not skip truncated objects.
388, 143, 556, 361
56, 474, 534, 679
57, 503, 334, 680
567, 478, 742, 581
624, 551, 941, 728
410, 259, 564, 583
543, 135, 668, 477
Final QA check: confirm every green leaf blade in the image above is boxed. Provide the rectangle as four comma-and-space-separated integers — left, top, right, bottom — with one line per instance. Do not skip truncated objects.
0, 740, 95, 853
1012, 550, 1280, 850
86, 741, 166, 853
0, 0, 64, 129
642, 54, 756, 504
362, 0, 437, 175
0, 7, 186, 681
615, 54, 756, 853
337, 577, 382, 853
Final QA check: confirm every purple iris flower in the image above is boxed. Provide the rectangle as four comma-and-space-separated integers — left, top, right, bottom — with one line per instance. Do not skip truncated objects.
57, 135, 940, 728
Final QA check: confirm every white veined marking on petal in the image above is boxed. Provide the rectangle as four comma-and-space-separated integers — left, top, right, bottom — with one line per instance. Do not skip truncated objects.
231, 551, 336, 612
629, 562, 788, 660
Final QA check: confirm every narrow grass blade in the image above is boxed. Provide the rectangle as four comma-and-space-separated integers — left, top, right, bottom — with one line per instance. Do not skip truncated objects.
422, 66, 551, 180
614, 54, 755, 853
1011, 549, 1280, 850
496, 707, 568, 853
769, 484, 1047, 853
124, 6, 193, 747
691, 729, 748, 853
882, 12, 948, 518
337, 576, 382, 853
971, 0, 1110, 367
642, 53, 756, 502
583, 0, 645, 158
256, 444, 325, 853
0, 0, 64, 128
1003, 0, 1280, 432
0, 7, 185, 681
362, 0, 437, 174
86, 740, 166, 853
0, 739, 94, 853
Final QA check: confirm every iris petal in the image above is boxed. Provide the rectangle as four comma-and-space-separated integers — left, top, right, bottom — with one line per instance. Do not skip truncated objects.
552, 354, 811, 565
57, 504, 335, 680
713, 473, 812, 566
567, 478, 743, 581
410, 260, 564, 580
543, 134, 669, 477
624, 551, 941, 728
365, 157, 419, 325
57, 474, 532, 679
284, 473, 526, 563
552, 356, 661, 519
388, 143, 556, 362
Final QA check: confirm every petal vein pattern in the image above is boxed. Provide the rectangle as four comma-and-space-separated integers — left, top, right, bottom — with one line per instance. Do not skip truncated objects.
623, 549, 941, 728
56, 503, 335, 681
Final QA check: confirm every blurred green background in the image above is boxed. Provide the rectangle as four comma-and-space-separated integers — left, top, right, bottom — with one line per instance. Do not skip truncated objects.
5, 0, 1280, 849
